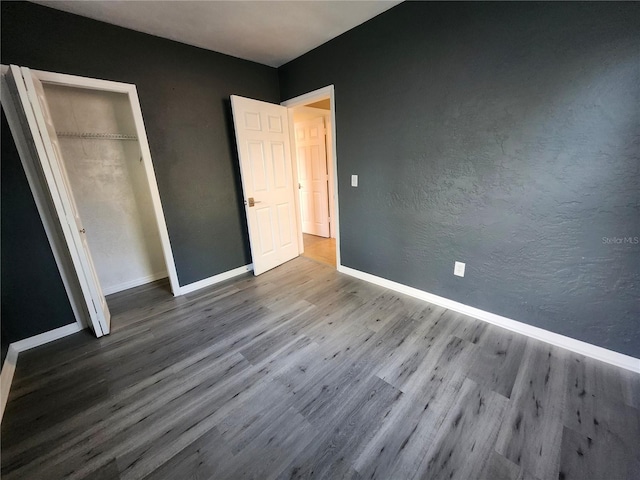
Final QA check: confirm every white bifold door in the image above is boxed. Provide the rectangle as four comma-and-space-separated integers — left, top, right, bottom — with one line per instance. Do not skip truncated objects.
231, 96, 300, 276
5, 65, 111, 336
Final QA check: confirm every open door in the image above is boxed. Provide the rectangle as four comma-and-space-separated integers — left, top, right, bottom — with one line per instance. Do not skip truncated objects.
5, 65, 110, 336
230, 95, 299, 275
295, 117, 330, 238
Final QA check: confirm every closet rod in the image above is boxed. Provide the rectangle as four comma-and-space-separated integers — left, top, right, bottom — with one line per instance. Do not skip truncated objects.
56, 132, 139, 140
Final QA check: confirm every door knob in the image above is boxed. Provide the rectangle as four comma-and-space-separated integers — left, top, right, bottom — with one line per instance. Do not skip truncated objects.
247, 198, 262, 207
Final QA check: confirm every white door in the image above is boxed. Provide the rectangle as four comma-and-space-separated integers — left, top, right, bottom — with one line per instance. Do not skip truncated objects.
230, 95, 300, 275
295, 118, 330, 238
6, 65, 110, 336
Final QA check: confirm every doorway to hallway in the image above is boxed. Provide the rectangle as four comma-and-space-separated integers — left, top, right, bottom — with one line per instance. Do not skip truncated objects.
301, 233, 336, 267
282, 85, 341, 270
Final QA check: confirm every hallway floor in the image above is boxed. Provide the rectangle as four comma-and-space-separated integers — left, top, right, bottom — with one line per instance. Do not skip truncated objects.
301, 233, 336, 267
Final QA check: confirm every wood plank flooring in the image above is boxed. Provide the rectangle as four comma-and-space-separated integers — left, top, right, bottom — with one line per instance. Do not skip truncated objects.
1, 257, 638, 480
301, 233, 336, 267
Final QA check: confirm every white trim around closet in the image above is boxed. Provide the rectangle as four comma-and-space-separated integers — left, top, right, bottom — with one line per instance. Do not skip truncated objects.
31, 69, 181, 297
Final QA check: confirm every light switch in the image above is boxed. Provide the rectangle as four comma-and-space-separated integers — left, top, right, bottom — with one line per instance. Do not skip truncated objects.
351, 175, 358, 187
454, 261, 466, 277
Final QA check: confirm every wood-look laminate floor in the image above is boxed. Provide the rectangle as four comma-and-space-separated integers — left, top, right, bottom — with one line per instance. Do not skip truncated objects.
301, 233, 336, 267
2, 257, 639, 480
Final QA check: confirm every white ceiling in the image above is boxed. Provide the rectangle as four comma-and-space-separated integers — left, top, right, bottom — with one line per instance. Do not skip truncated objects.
32, 1, 402, 68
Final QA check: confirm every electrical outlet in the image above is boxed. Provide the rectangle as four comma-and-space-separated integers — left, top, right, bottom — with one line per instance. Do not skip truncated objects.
351, 174, 358, 187
454, 261, 465, 277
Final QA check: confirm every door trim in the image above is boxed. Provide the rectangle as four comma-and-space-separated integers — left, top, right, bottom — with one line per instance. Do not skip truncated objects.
31, 69, 181, 297
281, 85, 341, 268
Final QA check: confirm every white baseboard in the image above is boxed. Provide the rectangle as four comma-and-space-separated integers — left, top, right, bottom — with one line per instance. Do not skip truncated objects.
1, 346, 19, 422
1, 322, 83, 422
338, 265, 640, 373
178, 264, 253, 295
11, 323, 84, 353
102, 271, 168, 296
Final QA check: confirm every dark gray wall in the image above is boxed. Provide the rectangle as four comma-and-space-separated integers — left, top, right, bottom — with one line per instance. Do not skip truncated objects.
2, 109, 76, 364
1, 1, 280, 287
280, 2, 640, 357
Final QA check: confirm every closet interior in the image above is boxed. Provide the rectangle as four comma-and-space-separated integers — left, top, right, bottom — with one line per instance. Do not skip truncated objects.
42, 84, 167, 296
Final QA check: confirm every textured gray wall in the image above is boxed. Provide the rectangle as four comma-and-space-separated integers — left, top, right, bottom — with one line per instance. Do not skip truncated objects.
280, 2, 640, 357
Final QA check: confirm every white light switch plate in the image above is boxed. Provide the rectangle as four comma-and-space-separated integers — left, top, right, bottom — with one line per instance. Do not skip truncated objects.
351, 174, 358, 187
454, 261, 466, 277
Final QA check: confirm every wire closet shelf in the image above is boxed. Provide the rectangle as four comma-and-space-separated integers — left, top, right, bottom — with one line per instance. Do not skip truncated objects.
56, 132, 138, 141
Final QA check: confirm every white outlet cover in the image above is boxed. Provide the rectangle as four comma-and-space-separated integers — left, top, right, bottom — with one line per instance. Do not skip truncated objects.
454, 261, 465, 277
351, 174, 358, 187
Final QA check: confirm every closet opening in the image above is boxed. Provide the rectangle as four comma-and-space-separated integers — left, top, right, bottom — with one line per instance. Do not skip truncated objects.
44, 84, 168, 297
2, 65, 179, 337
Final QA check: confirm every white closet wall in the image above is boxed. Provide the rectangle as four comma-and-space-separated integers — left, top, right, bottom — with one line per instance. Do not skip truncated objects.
43, 84, 167, 294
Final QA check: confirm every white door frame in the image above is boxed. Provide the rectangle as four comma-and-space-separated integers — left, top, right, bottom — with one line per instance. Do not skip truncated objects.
281, 85, 341, 268
1, 66, 180, 324
34, 69, 180, 296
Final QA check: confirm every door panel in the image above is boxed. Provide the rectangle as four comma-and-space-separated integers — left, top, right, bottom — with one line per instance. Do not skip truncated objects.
244, 111, 261, 130
8, 65, 111, 336
271, 143, 287, 189
295, 117, 330, 238
298, 146, 308, 181
277, 203, 293, 246
256, 207, 275, 255
231, 95, 299, 275
267, 115, 282, 132
248, 142, 268, 192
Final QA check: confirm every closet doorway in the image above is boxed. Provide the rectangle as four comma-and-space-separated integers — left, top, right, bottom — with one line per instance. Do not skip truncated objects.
44, 84, 168, 296
2, 65, 179, 337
